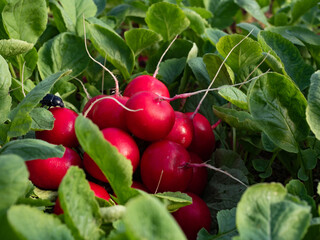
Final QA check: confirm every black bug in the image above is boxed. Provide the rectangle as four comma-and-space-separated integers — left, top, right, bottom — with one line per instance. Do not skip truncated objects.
40, 94, 64, 108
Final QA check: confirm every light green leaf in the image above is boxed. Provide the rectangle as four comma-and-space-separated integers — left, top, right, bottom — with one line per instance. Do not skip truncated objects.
38, 32, 89, 80
203, 53, 234, 87
258, 30, 314, 90
0, 55, 12, 124
236, 23, 261, 39
50, 0, 97, 36
214, 208, 238, 239
0, 39, 33, 58
234, 0, 268, 25
8, 205, 74, 240
75, 115, 138, 204
154, 192, 192, 212
124, 28, 162, 56
0, 154, 28, 212
183, 8, 206, 35
248, 72, 309, 153
218, 86, 247, 110
204, 28, 227, 47
306, 71, 320, 140
122, 195, 187, 240
0, 139, 65, 161
291, 0, 319, 24
2, 0, 47, 44
87, 23, 134, 79
30, 107, 55, 131
146, 2, 190, 42
8, 70, 71, 138
59, 167, 103, 240
236, 183, 311, 240
216, 34, 263, 72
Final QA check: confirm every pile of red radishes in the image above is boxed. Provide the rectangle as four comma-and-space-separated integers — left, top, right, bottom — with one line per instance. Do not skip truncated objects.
26, 73, 215, 240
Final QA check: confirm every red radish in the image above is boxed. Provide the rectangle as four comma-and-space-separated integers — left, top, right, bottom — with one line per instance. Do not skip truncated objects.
140, 140, 192, 193
125, 91, 175, 141
164, 111, 194, 148
36, 107, 79, 148
185, 152, 208, 195
123, 75, 170, 98
172, 192, 211, 240
82, 95, 106, 119
185, 112, 215, 160
83, 128, 140, 182
90, 95, 129, 131
54, 181, 111, 215
131, 181, 148, 192
26, 147, 82, 190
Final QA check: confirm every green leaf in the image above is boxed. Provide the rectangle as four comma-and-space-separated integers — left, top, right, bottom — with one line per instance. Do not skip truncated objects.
248, 72, 309, 153
158, 58, 186, 85
145, 2, 190, 42
0, 39, 33, 58
124, 28, 162, 56
204, 0, 239, 29
0, 154, 28, 213
216, 34, 263, 73
234, 0, 268, 25
8, 70, 71, 138
38, 32, 90, 80
236, 23, 261, 39
75, 115, 138, 204
306, 71, 320, 140
214, 149, 249, 174
213, 106, 261, 132
122, 195, 187, 240
291, 0, 319, 24
218, 86, 248, 110
214, 207, 238, 239
58, 167, 103, 240
154, 192, 192, 212
2, 0, 47, 44
183, 8, 206, 35
0, 55, 12, 124
236, 183, 311, 240
204, 28, 227, 47
8, 205, 74, 240
203, 54, 234, 87
258, 30, 314, 90
50, 0, 97, 36
87, 23, 134, 79
30, 107, 55, 131
0, 139, 65, 161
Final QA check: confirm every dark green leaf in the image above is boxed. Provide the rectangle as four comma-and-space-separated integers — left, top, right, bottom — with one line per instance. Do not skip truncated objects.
290, 0, 319, 24
50, 0, 97, 36
145, 2, 190, 42
30, 108, 55, 131
248, 72, 309, 153
306, 71, 320, 140
214, 149, 249, 174
59, 167, 103, 240
75, 115, 138, 204
0, 139, 65, 161
258, 30, 315, 90
2, 0, 47, 44
0, 55, 12, 124
87, 23, 134, 79
122, 195, 187, 240
204, 28, 228, 47
124, 28, 162, 56
216, 34, 263, 73
236, 23, 261, 39
8, 205, 74, 240
0, 39, 33, 58
8, 70, 71, 138
158, 58, 186, 85
213, 106, 261, 132
215, 208, 238, 239
38, 32, 89, 80
0, 154, 28, 213
234, 0, 268, 25
236, 183, 311, 240
154, 192, 192, 212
